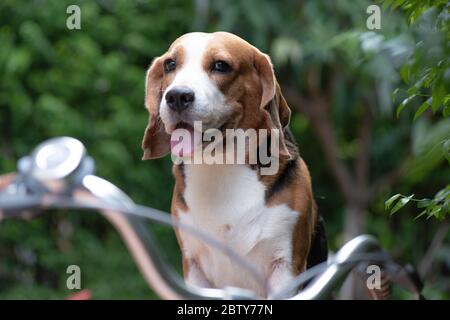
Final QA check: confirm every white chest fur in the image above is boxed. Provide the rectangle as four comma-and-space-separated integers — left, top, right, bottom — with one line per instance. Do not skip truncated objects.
176, 164, 299, 297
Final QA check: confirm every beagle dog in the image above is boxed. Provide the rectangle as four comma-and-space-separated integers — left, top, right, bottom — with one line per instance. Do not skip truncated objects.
141, 32, 327, 298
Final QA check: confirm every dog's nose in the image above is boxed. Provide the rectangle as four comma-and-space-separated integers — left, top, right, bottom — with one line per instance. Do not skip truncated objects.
165, 87, 195, 113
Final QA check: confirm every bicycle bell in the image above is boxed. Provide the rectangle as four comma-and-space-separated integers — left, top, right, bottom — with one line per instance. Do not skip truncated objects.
18, 136, 94, 193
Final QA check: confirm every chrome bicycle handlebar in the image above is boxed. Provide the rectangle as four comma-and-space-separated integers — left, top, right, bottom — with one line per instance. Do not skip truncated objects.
0, 137, 420, 300
0, 137, 259, 300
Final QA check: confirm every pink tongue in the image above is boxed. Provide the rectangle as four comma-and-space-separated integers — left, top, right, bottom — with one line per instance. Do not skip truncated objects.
170, 125, 202, 157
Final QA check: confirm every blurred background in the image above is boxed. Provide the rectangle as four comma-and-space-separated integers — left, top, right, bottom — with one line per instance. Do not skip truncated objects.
0, 0, 448, 299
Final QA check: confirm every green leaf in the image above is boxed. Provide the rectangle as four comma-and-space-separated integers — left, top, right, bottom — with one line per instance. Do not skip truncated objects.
435, 186, 450, 202
431, 82, 445, 112
400, 64, 410, 84
392, 0, 405, 10
427, 206, 442, 220
391, 88, 400, 102
397, 94, 417, 117
417, 199, 432, 208
443, 93, 450, 118
444, 103, 450, 118
414, 98, 431, 120
385, 194, 402, 210
415, 209, 428, 220
390, 194, 415, 215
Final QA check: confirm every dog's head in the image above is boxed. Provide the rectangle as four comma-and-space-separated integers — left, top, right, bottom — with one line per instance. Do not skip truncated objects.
142, 32, 291, 160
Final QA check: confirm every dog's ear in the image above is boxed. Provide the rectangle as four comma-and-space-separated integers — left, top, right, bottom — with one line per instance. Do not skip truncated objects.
142, 57, 171, 160
254, 51, 292, 158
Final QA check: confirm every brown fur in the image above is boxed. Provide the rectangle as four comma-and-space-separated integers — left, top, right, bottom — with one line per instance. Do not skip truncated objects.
142, 45, 185, 159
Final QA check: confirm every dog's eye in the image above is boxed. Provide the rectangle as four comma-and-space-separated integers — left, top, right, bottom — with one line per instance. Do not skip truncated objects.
211, 60, 232, 73
164, 59, 176, 73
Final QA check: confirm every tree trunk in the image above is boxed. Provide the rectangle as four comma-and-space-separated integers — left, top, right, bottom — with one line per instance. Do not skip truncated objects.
340, 204, 367, 299
343, 204, 366, 241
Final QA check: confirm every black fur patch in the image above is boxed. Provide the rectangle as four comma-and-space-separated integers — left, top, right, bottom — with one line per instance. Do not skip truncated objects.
306, 213, 328, 269
177, 190, 187, 207
265, 158, 297, 201
178, 162, 185, 179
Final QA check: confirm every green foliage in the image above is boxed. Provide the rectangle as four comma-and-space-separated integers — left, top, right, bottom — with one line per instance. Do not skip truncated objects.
387, 2, 449, 119
0, 0, 191, 299
385, 0, 450, 222
384, 0, 449, 24
385, 187, 449, 220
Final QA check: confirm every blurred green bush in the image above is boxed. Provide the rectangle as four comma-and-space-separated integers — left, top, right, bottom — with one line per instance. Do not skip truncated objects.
0, 0, 193, 299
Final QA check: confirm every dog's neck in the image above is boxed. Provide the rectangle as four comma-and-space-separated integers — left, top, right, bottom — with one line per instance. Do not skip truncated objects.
181, 163, 265, 198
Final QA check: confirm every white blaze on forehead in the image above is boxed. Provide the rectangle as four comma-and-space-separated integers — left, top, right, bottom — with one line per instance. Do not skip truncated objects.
170, 33, 212, 87
159, 32, 233, 137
